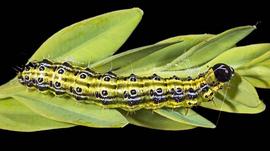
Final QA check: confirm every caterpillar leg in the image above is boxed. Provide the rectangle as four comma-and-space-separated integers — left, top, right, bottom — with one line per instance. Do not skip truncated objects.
184, 108, 189, 115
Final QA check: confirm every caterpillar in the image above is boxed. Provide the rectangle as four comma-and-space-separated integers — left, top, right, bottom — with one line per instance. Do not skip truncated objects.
17, 59, 234, 111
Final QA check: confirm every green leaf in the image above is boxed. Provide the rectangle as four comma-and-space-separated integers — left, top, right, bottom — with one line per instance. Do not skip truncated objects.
13, 89, 128, 128
163, 25, 256, 70
149, 66, 205, 79
243, 51, 270, 67
120, 110, 196, 130
236, 50, 270, 88
206, 44, 270, 69
224, 74, 261, 107
141, 44, 270, 79
29, 8, 143, 65
90, 42, 177, 73
116, 34, 213, 75
156, 34, 213, 44
0, 78, 24, 99
239, 65, 270, 88
91, 34, 213, 74
200, 93, 265, 114
0, 98, 74, 132
154, 108, 216, 128
201, 74, 264, 113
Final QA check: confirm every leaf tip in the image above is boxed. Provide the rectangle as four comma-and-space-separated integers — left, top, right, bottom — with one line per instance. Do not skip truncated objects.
247, 25, 257, 31
209, 123, 216, 129
131, 7, 144, 16
235, 25, 257, 33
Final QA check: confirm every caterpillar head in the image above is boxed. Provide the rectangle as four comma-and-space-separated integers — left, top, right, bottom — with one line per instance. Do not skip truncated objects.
212, 63, 234, 82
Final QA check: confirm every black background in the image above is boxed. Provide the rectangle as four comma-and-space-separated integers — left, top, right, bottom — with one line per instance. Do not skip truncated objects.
0, 0, 269, 147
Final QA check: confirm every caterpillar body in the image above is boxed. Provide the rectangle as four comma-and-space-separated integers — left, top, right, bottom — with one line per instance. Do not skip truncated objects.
17, 59, 234, 111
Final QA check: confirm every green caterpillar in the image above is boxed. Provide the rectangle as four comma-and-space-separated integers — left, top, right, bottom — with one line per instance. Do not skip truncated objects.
17, 59, 234, 111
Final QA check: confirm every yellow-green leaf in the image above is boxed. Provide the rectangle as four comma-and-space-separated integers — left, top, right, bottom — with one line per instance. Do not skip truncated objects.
200, 93, 265, 114
30, 8, 143, 65
239, 65, 270, 88
154, 108, 215, 128
116, 34, 213, 75
157, 34, 213, 44
243, 51, 270, 67
223, 74, 261, 107
0, 98, 74, 132
13, 90, 128, 128
0, 78, 23, 99
164, 26, 256, 70
206, 44, 270, 69
90, 42, 177, 73
121, 110, 196, 130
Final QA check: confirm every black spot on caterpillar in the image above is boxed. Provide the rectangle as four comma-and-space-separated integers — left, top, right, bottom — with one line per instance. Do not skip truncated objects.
17, 59, 234, 111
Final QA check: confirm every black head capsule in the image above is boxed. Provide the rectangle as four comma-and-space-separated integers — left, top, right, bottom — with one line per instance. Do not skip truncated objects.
212, 63, 234, 82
